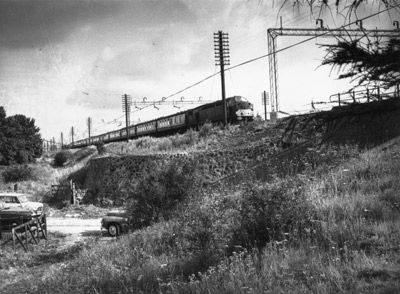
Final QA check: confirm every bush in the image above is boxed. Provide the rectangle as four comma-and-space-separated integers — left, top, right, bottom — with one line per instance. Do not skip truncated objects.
126, 159, 200, 230
2, 165, 34, 182
234, 178, 319, 249
95, 142, 106, 155
199, 122, 213, 138
53, 151, 71, 167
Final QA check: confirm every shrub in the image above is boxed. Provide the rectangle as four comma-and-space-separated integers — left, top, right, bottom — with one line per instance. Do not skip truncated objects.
2, 165, 34, 182
53, 151, 71, 167
156, 138, 173, 151
234, 178, 319, 249
95, 142, 106, 155
74, 147, 96, 162
126, 159, 200, 230
199, 122, 213, 138
171, 130, 199, 148
135, 137, 154, 149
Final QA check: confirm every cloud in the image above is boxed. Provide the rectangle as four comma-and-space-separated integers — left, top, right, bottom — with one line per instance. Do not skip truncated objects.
0, 0, 195, 49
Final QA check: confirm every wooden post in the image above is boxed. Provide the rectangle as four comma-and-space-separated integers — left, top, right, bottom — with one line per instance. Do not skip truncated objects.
25, 224, 28, 250
12, 228, 16, 251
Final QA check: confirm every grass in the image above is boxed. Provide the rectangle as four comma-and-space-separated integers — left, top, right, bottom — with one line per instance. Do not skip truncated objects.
104, 122, 266, 156
3, 138, 397, 293
1, 118, 400, 293
0, 146, 97, 204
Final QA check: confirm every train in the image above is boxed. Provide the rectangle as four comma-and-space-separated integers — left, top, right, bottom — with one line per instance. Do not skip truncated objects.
68, 96, 254, 149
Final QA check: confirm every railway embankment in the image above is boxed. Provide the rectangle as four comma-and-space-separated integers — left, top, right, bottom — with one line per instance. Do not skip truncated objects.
4, 98, 400, 293
64, 97, 400, 206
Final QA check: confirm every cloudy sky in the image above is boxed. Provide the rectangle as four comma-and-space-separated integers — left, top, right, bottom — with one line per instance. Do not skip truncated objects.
0, 0, 397, 142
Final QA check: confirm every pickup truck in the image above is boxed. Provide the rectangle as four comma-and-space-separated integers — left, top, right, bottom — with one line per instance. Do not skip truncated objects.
101, 210, 130, 237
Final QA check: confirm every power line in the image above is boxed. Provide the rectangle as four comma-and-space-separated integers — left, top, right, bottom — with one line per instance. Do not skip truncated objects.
129, 3, 399, 117
73, 4, 399, 139
225, 3, 400, 72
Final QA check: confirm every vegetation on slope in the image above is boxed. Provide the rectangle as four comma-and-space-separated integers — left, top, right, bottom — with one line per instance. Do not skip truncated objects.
12, 137, 400, 293
102, 121, 277, 155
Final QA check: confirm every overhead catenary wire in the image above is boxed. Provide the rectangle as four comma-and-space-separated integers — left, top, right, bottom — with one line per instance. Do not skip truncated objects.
131, 3, 400, 115
225, 3, 400, 72
72, 3, 399, 140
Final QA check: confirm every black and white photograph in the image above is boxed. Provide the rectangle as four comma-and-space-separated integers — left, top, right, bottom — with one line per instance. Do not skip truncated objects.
0, 0, 400, 293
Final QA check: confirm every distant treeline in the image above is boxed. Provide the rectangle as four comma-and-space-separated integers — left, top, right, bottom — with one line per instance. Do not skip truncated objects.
0, 106, 42, 165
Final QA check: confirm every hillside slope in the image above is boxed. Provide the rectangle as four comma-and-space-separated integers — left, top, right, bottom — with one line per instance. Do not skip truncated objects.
64, 98, 400, 206
7, 98, 400, 294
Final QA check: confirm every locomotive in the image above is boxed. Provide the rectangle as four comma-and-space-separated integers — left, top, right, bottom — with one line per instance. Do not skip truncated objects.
68, 96, 254, 148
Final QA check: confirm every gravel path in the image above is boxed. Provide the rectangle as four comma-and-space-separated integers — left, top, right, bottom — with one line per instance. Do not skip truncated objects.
46, 217, 104, 247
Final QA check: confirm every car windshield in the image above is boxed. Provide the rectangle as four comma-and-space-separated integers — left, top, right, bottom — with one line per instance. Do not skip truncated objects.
17, 195, 28, 202
0, 195, 20, 203
0, 194, 29, 203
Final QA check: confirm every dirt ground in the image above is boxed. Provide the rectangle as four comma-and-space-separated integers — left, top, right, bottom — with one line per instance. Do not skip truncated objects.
0, 216, 114, 294
46, 217, 104, 248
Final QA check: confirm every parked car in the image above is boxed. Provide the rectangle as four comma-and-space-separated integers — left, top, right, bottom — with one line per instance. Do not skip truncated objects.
0, 206, 34, 232
101, 210, 130, 237
0, 192, 43, 216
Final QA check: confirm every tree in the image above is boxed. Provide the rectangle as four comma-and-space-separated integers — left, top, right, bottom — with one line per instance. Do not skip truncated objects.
0, 108, 43, 165
321, 38, 400, 88
277, 0, 400, 89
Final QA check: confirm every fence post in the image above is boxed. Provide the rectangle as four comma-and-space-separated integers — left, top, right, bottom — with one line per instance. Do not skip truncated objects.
367, 88, 370, 102
338, 93, 341, 106
44, 214, 47, 239
25, 224, 28, 250
12, 228, 15, 251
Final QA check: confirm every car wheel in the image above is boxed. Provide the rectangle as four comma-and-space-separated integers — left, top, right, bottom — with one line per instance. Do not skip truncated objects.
107, 224, 120, 237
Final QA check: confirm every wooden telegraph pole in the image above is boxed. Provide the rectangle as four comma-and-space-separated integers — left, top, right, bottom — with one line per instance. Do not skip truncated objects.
262, 91, 269, 121
122, 94, 131, 142
87, 117, 92, 139
214, 31, 230, 126
71, 126, 74, 144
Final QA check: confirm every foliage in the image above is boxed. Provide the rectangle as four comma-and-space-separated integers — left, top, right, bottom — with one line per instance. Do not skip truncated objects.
126, 159, 200, 230
198, 122, 213, 138
279, 0, 397, 13
0, 107, 42, 165
2, 165, 35, 182
235, 178, 319, 249
95, 141, 106, 155
322, 39, 400, 88
53, 151, 71, 167
5, 139, 400, 293
276, 0, 400, 90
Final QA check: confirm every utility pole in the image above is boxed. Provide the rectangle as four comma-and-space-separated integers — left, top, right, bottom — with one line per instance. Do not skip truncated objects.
262, 91, 269, 121
60, 132, 63, 148
87, 117, 92, 139
214, 31, 230, 126
71, 126, 74, 144
122, 94, 131, 142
